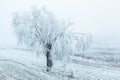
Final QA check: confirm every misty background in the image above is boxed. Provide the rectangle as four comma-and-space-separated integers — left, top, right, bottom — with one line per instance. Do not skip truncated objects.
0, 0, 120, 48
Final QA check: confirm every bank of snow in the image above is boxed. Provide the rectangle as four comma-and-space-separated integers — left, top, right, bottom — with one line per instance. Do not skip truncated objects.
0, 49, 120, 80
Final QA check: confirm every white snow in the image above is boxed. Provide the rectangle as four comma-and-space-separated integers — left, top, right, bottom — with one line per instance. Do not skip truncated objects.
0, 48, 120, 80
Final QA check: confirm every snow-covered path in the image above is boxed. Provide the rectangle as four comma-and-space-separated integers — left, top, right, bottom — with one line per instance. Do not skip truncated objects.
0, 59, 59, 80
0, 61, 39, 80
0, 49, 60, 80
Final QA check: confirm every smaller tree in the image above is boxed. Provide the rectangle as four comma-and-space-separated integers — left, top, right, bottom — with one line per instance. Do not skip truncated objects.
75, 33, 92, 53
12, 7, 92, 72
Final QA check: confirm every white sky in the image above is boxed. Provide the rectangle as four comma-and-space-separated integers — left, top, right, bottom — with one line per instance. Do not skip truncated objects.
0, 0, 120, 48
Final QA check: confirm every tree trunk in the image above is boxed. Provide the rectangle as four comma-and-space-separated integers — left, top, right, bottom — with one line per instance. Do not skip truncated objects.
46, 51, 52, 72
45, 43, 52, 72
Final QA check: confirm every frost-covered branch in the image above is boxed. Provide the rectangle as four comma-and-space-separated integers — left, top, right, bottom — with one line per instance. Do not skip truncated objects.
12, 7, 92, 72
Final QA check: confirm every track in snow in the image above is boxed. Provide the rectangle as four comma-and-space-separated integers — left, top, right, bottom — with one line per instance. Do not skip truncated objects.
0, 60, 58, 80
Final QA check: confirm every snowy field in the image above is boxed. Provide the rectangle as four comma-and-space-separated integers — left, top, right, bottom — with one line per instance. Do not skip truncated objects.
0, 46, 120, 80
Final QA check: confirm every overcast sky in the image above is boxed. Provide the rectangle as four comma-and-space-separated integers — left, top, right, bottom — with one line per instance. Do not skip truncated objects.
0, 0, 120, 48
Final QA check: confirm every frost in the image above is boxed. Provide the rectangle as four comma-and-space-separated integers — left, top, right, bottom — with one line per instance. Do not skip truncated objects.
12, 7, 92, 71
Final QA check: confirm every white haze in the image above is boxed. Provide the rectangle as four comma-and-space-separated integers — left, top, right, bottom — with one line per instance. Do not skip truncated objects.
0, 0, 120, 48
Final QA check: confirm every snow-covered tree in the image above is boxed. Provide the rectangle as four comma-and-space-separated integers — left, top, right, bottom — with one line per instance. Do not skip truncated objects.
12, 7, 92, 72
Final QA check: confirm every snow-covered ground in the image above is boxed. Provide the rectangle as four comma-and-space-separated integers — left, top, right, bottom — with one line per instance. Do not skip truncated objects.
0, 48, 120, 80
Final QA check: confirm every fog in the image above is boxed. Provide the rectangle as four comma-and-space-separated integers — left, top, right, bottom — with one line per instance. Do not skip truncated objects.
0, 0, 120, 48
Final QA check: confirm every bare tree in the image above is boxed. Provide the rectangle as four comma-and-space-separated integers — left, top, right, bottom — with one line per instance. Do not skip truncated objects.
12, 7, 92, 72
